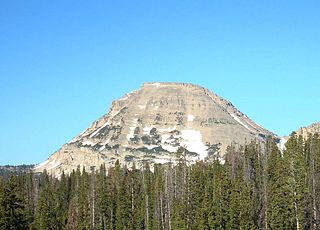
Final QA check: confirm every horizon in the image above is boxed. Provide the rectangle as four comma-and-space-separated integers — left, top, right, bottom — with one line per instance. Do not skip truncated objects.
1, 1, 320, 165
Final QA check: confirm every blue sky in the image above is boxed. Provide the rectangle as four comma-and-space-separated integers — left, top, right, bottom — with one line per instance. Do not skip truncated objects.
1, 1, 319, 165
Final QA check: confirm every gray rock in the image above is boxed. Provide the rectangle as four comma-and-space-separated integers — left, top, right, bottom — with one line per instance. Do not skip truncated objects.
35, 82, 275, 177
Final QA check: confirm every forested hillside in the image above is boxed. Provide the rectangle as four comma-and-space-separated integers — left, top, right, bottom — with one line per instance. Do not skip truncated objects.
0, 165, 34, 180
0, 134, 319, 229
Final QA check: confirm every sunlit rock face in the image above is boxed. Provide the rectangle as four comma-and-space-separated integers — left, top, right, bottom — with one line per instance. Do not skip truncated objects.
295, 122, 320, 138
35, 82, 274, 176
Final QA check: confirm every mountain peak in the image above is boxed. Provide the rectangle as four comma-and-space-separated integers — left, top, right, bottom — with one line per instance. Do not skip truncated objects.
35, 82, 274, 176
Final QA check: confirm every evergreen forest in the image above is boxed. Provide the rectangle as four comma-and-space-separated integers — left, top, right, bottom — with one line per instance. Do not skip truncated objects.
1, 134, 320, 229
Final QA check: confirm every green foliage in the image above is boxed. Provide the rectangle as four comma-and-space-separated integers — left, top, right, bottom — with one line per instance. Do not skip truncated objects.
0, 175, 27, 230
0, 177, 4, 228
0, 137, 320, 229
34, 171, 59, 230
267, 138, 296, 229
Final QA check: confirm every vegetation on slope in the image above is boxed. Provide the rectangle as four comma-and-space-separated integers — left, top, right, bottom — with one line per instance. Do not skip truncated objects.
0, 134, 319, 229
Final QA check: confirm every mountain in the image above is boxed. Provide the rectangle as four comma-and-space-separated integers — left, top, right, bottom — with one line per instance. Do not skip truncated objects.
295, 122, 320, 138
0, 164, 34, 179
276, 122, 320, 151
35, 82, 274, 176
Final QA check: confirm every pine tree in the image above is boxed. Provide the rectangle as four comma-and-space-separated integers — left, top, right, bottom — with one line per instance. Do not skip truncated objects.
207, 160, 228, 229
96, 164, 110, 230
141, 161, 155, 230
153, 164, 165, 230
267, 139, 295, 229
224, 145, 256, 229
77, 167, 91, 229
0, 174, 27, 230
66, 168, 79, 229
128, 164, 144, 230
306, 134, 320, 229
0, 177, 4, 228
286, 134, 313, 229
188, 162, 208, 229
243, 142, 264, 228
171, 150, 189, 230
34, 171, 58, 230
23, 171, 35, 229
56, 171, 71, 228
314, 134, 320, 228
116, 167, 132, 230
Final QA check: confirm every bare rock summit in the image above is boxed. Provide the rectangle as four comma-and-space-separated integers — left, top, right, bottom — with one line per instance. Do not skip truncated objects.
35, 82, 274, 176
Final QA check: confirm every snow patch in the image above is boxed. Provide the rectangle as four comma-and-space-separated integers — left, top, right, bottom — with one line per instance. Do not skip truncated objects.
158, 126, 177, 133
161, 134, 171, 142
277, 137, 288, 151
154, 158, 170, 164
151, 83, 161, 88
181, 129, 207, 160
117, 89, 140, 101
35, 159, 61, 171
68, 127, 90, 144
46, 159, 61, 170
82, 140, 96, 146
218, 157, 225, 164
138, 104, 146, 109
143, 126, 153, 134
90, 122, 109, 138
145, 145, 159, 150
187, 114, 195, 122
76, 128, 89, 138
230, 114, 253, 132
161, 134, 180, 152
109, 106, 125, 117
118, 95, 130, 101
162, 144, 179, 153
34, 159, 50, 169
126, 118, 138, 140
127, 127, 136, 140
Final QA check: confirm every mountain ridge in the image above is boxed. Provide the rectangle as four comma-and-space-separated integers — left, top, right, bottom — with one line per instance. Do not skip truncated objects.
295, 122, 320, 138
34, 82, 276, 176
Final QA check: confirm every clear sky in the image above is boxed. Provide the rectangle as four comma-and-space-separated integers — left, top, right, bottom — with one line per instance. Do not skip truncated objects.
1, 1, 319, 165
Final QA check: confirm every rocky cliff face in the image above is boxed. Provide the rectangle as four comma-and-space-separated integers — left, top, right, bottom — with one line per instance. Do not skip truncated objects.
295, 122, 320, 138
35, 82, 274, 176
277, 122, 320, 151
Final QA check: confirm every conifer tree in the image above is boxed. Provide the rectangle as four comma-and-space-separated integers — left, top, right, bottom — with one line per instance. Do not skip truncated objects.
207, 160, 228, 229
0, 174, 27, 230
34, 171, 58, 230
141, 161, 155, 230
56, 171, 70, 228
0, 177, 4, 228
267, 139, 295, 229
128, 164, 144, 229
96, 164, 110, 229
286, 134, 312, 229
66, 168, 80, 229
23, 171, 35, 228
77, 167, 91, 229
171, 151, 189, 230
314, 134, 320, 228
153, 164, 165, 230
188, 162, 208, 229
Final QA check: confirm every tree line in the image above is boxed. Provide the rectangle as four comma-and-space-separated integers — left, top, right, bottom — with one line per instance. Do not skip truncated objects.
0, 133, 319, 229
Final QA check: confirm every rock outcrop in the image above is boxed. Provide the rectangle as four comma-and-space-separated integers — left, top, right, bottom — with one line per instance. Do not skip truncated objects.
295, 122, 320, 138
35, 82, 274, 176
